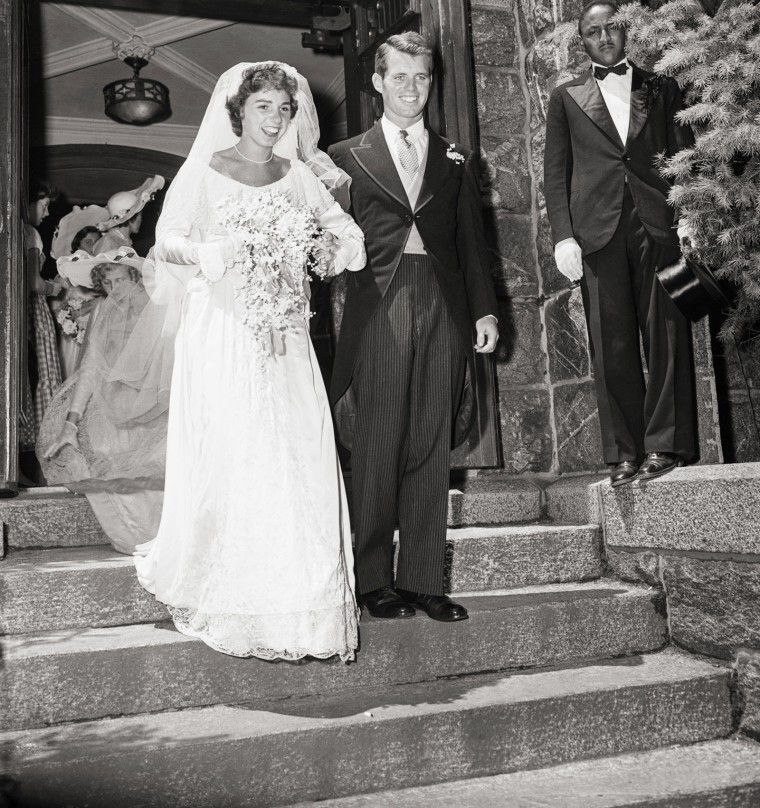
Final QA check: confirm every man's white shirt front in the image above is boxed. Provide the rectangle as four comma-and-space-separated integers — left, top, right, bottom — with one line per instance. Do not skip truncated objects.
380, 115, 428, 254
592, 58, 632, 145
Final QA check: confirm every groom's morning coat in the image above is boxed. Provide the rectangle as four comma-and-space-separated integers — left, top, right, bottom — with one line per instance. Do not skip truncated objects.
328, 121, 498, 448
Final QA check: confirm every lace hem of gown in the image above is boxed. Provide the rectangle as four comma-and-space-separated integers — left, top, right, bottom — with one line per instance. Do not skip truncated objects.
166, 603, 360, 663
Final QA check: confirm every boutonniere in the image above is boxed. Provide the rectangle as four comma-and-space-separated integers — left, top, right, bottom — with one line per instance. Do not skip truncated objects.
446, 143, 465, 164
640, 75, 665, 114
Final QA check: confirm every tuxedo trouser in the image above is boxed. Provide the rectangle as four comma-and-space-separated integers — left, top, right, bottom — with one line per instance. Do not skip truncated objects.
351, 254, 465, 596
581, 184, 696, 464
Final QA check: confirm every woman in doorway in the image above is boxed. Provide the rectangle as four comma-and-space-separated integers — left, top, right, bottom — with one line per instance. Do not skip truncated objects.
23, 180, 64, 458
39, 247, 170, 554
133, 62, 365, 662
94, 175, 164, 255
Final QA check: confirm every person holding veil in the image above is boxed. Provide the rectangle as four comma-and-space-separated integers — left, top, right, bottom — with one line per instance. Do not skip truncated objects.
38, 247, 171, 554
133, 62, 365, 662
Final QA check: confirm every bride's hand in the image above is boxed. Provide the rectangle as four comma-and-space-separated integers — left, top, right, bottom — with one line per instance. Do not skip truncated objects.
43, 421, 79, 459
312, 232, 338, 275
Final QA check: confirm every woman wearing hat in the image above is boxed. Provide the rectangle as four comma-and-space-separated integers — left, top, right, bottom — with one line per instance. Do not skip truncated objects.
50, 205, 109, 379
94, 176, 164, 255
39, 247, 172, 554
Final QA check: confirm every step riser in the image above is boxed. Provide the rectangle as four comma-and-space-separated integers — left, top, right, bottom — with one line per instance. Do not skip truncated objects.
1, 590, 666, 731
2, 482, 543, 550
7, 672, 732, 808
1, 528, 603, 635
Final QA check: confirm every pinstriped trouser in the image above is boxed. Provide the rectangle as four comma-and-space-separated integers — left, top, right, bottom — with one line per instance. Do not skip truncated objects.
351, 254, 465, 596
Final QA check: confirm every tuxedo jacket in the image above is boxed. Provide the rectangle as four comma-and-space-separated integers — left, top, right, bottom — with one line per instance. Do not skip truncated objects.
328, 121, 497, 447
544, 63, 694, 255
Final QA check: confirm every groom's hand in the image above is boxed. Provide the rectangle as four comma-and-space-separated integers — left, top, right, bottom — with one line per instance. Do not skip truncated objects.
475, 315, 499, 354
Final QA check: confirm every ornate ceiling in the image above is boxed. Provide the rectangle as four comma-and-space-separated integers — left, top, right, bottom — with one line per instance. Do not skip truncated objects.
36, 2, 347, 157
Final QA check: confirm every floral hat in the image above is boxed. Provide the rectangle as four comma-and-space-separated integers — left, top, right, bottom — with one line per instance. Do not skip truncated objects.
50, 204, 109, 259
56, 246, 144, 289
98, 175, 165, 232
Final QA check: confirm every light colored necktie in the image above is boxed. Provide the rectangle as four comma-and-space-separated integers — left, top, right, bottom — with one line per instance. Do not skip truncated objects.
397, 129, 419, 177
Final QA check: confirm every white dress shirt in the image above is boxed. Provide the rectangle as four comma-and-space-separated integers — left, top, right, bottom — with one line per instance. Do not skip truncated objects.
380, 115, 428, 254
592, 57, 632, 145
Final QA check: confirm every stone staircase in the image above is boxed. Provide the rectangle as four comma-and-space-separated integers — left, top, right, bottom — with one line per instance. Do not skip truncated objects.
1, 474, 759, 807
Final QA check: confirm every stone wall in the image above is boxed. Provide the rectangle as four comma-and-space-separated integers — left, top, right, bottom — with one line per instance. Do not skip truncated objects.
469, 0, 723, 473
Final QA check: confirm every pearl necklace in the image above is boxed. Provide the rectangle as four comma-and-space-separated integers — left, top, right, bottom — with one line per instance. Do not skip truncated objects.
234, 144, 273, 164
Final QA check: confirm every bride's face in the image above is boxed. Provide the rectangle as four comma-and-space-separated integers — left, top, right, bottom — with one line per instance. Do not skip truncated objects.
240, 89, 292, 150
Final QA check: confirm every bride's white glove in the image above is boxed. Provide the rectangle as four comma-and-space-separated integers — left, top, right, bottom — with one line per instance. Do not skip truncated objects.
554, 237, 584, 282
196, 233, 247, 282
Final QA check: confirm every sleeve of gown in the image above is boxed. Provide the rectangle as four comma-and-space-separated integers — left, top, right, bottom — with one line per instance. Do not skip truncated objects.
68, 303, 106, 417
152, 164, 228, 283
304, 167, 366, 274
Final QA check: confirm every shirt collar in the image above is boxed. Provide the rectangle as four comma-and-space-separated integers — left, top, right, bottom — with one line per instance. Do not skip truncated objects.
381, 115, 426, 141
590, 56, 630, 73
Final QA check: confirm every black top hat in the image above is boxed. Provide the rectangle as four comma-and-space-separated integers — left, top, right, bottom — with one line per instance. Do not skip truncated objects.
655, 256, 731, 321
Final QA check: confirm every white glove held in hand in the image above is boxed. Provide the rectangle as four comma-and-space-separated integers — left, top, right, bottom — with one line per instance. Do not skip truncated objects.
554, 238, 583, 282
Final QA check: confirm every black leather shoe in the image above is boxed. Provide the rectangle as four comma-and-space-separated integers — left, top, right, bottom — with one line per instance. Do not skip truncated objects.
361, 586, 416, 619
610, 461, 639, 488
396, 589, 469, 622
637, 452, 678, 481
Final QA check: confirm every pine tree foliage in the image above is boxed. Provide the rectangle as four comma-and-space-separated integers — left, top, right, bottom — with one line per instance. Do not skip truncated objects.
616, 0, 760, 339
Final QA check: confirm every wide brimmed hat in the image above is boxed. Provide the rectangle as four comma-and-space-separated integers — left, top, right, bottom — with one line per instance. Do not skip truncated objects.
50, 205, 109, 259
57, 246, 144, 289
655, 256, 731, 321
98, 175, 165, 232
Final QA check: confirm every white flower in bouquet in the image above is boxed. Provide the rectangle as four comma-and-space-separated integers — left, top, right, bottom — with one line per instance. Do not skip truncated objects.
216, 190, 331, 354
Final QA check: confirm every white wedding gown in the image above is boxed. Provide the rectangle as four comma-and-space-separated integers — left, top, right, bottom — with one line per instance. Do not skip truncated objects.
134, 161, 363, 661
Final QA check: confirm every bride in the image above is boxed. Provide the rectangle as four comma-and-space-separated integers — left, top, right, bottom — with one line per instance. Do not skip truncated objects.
134, 62, 365, 662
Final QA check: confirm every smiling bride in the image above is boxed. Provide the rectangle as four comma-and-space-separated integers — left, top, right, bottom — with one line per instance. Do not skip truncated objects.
133, 62, 365, 662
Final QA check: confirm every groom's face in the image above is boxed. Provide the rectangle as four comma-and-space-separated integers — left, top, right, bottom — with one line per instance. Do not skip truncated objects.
373, 50, 431, 128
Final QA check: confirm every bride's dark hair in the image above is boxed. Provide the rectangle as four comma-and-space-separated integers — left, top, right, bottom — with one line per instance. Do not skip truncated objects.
225, 63, 299, 137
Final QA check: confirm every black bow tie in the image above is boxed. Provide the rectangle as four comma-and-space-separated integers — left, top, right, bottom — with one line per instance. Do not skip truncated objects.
593, 62, 628, 81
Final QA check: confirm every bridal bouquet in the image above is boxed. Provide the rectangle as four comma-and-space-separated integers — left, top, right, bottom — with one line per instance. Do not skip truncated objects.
216, 190, 330, 353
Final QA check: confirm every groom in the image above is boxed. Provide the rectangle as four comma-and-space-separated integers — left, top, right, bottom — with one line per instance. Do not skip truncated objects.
329, 32, 499, 622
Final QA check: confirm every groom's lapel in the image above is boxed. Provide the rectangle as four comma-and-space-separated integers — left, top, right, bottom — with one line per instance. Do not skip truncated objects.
350, 122, 410, 211
414, 130, 454, 213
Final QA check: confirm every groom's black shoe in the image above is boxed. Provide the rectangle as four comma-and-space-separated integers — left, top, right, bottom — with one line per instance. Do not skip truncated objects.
396, 589, 469, 622
361, 586, 416, 619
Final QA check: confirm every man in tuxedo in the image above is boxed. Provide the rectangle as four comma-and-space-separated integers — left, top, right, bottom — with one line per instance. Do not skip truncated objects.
544, 0, 696, 487
329, 32, 499, 621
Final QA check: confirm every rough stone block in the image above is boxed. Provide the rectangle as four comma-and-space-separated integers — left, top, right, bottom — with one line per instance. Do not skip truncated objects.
528, 29, 587, 126
472, 7, 517, 67
1, 583, 667, 730
448, 474, 542, 524
4, 654, 732, 807
480, 136, 532, 214
497, 387, 554, 473
692, 317, 723, 465
286, 739, 760, 808
475, 68, 526, 136
0, 490, 107, 549
721, 391, 760, 464
445, 524, 602, 590
487, 212, 539, 298
494, 298, 545, 384
544, 289, 591, 382
737, 649, 760, 739
553, 381, 604, 474
544, 473, 605, 524
606, 548, 662, 588
663, 556, 760, 659
601, 463, 760, 554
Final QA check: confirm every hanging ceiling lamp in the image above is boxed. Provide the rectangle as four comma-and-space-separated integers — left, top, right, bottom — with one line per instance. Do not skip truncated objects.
103, 37, 171, 126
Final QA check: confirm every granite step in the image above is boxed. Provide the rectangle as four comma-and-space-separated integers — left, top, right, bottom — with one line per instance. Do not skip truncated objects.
0, 476, 542, 550
600, 461, 760, 555
0, 524, 602, 634
0, 581, 667, 731
290, 738, 760, 808
2, 651, 732, 807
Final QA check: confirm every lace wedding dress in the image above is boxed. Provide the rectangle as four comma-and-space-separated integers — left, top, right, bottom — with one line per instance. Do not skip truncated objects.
134, 160, 363, 661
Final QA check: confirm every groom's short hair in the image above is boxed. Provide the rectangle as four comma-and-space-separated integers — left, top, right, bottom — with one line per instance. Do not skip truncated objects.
375, 32, 433, 77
